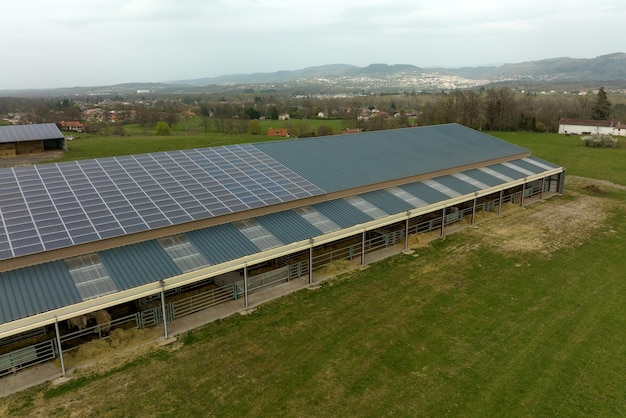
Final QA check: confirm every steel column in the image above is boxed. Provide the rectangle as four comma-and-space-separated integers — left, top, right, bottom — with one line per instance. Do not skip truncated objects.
404, 216, 409, 251
54, 318, 66, 376
520, 181, 526, 207
159, 280, 168, 339
440, 207, 446, 237
471, 196, 477, 227
308, 243, 313, 286
243, 265, 249, 309
361, 230, 366, 266
497, 190, 503, 216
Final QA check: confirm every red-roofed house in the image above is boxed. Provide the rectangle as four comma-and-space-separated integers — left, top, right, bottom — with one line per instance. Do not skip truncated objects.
268, 128, 289, 137
58, 121, 85, 132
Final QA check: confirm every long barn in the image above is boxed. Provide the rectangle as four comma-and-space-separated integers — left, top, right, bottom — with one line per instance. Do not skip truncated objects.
0, 124, 565, 377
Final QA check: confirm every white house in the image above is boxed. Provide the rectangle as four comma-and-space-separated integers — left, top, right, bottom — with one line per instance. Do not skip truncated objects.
558, 118, 623, 135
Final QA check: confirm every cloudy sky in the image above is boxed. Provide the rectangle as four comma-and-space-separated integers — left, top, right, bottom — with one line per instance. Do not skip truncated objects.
2, 0, 624, 90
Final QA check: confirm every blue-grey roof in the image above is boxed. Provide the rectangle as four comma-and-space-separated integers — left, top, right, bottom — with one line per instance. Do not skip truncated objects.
255, 124, 530, 192
0, 124, 530, 262
0, 123, 64, 143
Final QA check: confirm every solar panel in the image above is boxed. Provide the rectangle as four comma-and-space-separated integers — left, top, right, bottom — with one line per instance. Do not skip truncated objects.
0, 144, 325, 260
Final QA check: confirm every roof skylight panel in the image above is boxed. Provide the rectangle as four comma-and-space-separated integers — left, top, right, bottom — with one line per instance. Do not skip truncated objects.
502, 162, 536, 176
386, 187, 428, 208
421, 179, 461, 198
478, 167, 515, 183
521, 157, 554, 171
294, 206, 341, 233
344, 196, 389, 219
235, 219, 283, 250
451, 173, 491, 190
159, 234, 211, 273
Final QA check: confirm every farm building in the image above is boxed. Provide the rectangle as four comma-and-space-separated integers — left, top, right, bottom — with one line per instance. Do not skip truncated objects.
0, 124, 565, 378
0, 123, 66, 159
267, 127, 289, 137
558, 118, 626, 136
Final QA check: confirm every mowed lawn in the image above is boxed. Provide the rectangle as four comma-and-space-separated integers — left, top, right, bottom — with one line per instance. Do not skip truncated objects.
3, 130, 626, 416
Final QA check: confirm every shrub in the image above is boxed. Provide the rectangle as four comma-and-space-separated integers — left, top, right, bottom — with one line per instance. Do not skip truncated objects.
581, 134, 618, 148
154, 121, 171, 136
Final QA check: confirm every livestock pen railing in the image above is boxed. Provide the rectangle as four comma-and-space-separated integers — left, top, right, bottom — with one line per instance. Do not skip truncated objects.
0, 339, 56, 378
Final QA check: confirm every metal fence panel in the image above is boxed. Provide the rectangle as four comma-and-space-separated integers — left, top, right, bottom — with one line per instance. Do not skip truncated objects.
0, 339, 55, 377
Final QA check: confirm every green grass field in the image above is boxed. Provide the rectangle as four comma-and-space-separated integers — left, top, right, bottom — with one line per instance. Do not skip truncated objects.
3, 128, 626, 416
58, 118, 346, 161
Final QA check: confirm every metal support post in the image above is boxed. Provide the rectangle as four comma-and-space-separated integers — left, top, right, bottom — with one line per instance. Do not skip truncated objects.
243, 265, 249, 309
308, 243, 313, 286
404, 215, 409, 251
540, 177, 545, 200
497, 190, 503, 216
54, 317, 66, 376
361, 230, 366, 266
471, 196, 477, 227
520, 181, 526, 207
160, 280, 168, 339
440, 207, 446, 237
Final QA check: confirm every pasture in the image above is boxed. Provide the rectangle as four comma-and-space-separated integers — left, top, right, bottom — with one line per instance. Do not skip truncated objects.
2, 130, 626, 417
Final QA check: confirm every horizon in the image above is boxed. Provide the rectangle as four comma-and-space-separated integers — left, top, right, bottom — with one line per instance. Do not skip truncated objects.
1, 53, 624, 92
2, 0, 624, 90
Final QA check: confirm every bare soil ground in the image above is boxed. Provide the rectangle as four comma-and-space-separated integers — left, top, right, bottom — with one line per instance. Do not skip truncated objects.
463, 176, 622, 257
0, 151, 64, 168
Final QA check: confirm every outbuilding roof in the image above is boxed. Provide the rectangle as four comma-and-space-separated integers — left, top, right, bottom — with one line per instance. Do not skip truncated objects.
0, 123, 64, 143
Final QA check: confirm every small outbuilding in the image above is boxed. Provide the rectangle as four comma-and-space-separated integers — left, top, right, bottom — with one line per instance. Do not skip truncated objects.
558, 118, 621, 136
0, 123, 66, 158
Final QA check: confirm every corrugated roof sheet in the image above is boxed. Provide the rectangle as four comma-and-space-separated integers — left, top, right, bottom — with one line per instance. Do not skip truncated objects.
0, 261, 80, 324
255, 124, 530, 192
0, 123, 64, 143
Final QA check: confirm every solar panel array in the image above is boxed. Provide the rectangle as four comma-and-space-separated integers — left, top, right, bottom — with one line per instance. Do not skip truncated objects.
0, 144, 325, 260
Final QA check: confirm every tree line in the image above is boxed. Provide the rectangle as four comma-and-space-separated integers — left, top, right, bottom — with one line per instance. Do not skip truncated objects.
1, 87, 624, 135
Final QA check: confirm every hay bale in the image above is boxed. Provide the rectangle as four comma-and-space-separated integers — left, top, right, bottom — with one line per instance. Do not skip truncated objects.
108, 327, 157, 348
320, 259, 355, 275
407, 231, 440, 248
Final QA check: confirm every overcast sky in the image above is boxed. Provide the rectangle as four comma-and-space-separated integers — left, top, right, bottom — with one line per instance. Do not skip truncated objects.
2, 0, 624, 90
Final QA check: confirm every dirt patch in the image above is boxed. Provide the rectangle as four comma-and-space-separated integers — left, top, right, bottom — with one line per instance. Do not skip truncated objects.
54, 327, 161, 375
0, 151, 64, 168
583, 184, 607, 194
468, 178, 622, 257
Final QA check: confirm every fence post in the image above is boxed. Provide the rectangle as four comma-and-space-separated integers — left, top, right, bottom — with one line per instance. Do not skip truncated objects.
54, 317, 66, 376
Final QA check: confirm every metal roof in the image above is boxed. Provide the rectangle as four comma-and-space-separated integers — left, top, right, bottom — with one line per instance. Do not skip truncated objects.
0, 123, 64, 143
255, 124, 530, 192
0, 154, 564, 327
0, 124, 532, 263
